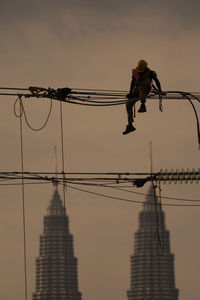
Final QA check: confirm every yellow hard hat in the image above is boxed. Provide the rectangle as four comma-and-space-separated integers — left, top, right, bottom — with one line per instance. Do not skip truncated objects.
136, 59, 148, 72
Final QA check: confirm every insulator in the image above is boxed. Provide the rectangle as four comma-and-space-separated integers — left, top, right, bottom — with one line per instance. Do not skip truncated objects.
197, 168, 200, 183
169, 169, 174, 183
191, 168, 196, 183
175, 168, 179, 184
180, 169, 185, 184
186, 168, 191, 183
158, 168, 200, 184
165, 169, 169, 183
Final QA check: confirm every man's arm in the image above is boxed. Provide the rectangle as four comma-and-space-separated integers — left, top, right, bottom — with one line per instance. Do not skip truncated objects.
152, 71, 166, 95
129, 76, 135, 93
154, 77, 161, 92
126, 76, 136, 99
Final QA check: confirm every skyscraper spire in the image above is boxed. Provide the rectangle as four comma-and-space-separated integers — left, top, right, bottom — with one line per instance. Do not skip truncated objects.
127, 142, 179, 300
32, 148, 82, 300
53, 145, 58, 189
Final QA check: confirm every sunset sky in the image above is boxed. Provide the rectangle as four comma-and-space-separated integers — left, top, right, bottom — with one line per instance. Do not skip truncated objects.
0, 1, 200, 300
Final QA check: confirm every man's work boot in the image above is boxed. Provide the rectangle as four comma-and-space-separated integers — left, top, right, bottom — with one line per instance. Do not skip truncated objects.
138, 103, 146, 113
123, 124, 136, 135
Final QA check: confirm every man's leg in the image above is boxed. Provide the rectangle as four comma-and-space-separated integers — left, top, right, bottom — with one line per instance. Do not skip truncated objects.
123, 91, 138, 135
138, 85, 149, 113
126, 100, 134, 124
126, 89, 139, 123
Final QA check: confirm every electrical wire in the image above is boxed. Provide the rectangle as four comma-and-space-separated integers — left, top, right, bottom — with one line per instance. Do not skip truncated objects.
0, 171, 200, 203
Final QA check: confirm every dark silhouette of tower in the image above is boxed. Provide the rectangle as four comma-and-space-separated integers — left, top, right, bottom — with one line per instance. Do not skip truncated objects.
32, 185, 82, 300
127, 184, 179, 300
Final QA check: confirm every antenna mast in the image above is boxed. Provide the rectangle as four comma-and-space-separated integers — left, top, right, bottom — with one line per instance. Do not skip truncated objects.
54, 146, 58, 188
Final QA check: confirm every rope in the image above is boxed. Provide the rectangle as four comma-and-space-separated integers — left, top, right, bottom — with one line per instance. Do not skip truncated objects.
14, 96, 53, 131
19, 102, 28, 300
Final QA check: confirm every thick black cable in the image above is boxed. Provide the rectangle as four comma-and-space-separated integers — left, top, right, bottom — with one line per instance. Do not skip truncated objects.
68, 96, 127, 103
154, 90, 200, 148
180, 92, 200, 148
187, 92, 200, 104
19, 102, 28, 300
65, 98, 127, 107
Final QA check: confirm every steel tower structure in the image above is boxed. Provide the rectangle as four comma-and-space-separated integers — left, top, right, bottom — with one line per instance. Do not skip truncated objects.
127, 184, 179, 300
32, 185, 82, 300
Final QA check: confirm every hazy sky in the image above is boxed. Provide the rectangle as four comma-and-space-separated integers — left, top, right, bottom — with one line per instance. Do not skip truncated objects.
0, 1, 200, 300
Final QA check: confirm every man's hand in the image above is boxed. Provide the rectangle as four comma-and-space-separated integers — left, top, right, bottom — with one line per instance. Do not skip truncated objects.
126, 93, 132, 99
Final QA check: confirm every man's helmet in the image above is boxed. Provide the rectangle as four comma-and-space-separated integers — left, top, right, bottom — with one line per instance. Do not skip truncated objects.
136, 59, 148, 72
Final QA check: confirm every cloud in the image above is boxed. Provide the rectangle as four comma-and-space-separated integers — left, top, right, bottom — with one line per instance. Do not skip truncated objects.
1, 0, 200, 31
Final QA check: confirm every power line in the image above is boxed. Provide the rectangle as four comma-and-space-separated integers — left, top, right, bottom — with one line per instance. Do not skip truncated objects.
0, 182, 50, 186
105, 185, 200, 203
0, 170, 200, 203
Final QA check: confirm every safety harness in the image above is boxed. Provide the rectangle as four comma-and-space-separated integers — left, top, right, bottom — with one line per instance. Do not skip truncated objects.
132, 68, 140, 83
132, 68, 163, 112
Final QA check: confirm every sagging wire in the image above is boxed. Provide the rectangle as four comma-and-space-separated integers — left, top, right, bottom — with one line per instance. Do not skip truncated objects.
98, 184, 200, 203
14, 95, 53, 131
62, 182, 200, 207
181, 92, 200, 149
8, 86, 200, 149
163, 91, 200, 148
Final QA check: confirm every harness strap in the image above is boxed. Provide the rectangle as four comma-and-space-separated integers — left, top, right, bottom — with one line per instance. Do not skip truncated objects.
132, 68, 140, 83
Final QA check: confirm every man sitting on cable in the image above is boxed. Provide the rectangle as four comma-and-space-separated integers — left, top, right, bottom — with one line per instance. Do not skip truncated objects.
123, 59, 165, 135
